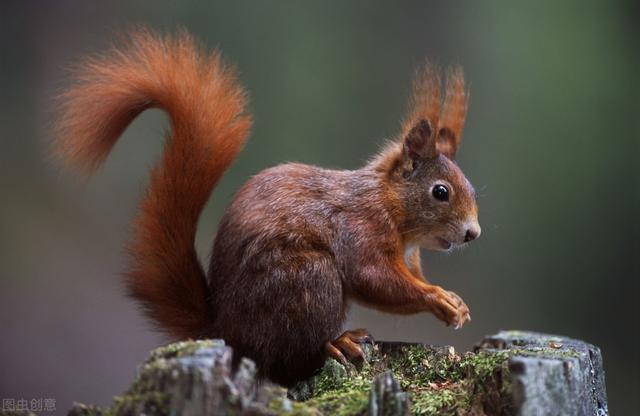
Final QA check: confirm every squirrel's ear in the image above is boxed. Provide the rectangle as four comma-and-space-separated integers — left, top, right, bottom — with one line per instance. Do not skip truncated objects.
403, 119, 437, 162
437, 66, 469, 159
400, 62, 441, 166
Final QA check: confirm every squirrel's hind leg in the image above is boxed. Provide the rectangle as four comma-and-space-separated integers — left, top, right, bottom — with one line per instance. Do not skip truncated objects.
240, 250, 345, 385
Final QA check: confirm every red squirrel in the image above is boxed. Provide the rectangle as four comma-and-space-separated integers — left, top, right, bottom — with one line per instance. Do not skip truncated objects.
54, 29, 480, 386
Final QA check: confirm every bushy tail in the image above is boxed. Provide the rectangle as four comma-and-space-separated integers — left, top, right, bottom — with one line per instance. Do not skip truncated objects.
54, 29, 252, 339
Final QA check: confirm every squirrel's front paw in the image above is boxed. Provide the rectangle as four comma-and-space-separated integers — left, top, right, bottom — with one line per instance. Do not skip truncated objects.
427, 287, 470, 329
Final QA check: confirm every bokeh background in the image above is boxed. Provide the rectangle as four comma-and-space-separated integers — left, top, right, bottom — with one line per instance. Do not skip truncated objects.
1, 0, 637, 413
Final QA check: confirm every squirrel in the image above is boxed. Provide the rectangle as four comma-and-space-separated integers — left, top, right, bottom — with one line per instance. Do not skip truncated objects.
54, 29, 480, 386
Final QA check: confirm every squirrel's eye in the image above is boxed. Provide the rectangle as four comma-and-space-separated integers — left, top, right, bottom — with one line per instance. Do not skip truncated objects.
432, 184, 449, 202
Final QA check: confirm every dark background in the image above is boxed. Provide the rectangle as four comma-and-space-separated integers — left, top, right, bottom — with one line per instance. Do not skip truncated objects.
1, 1, 638, 414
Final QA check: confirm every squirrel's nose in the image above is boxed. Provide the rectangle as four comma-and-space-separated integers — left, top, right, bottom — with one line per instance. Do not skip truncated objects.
464, 224, 481, 242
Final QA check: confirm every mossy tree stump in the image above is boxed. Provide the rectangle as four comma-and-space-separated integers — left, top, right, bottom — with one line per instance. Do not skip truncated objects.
67, 331, 608, 416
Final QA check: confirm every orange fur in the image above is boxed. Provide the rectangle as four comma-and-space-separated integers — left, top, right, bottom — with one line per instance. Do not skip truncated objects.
54, 29, 252, 339
398, 63, 469, 160
438, 67, 469, 157
401, 62, 441, 140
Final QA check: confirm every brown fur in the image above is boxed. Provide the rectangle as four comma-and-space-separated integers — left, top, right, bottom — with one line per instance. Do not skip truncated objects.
54, 29, 479, 386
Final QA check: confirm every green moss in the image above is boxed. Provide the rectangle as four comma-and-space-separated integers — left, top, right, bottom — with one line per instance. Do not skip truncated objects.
268, 396, 322, 415
410, 383, 471, 416
313, 358, 350, 394
459, 351, 510, 382
510, 347, 581, 359
145, 339, 224, 362
388, 345, 476, 389
398, 350, 509, 415
299, 360, 375, 415
106, 392, 170, 416
305, 388, 369, 416
289, 344, 513, 416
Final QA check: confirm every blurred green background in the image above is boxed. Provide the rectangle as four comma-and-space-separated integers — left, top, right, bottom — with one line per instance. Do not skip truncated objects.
1, 0, 637, 413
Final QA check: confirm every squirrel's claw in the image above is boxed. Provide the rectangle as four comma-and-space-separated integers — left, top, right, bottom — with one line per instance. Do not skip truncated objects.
325, 341, 348, 365
343, 328, 375, 344
325, 328, 374, 364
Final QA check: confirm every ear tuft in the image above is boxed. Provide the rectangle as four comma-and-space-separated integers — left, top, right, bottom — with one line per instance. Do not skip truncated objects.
401, 62, 441, 140
438, 66, 469, 159
437, 127, 456, 159
399, 62, 470, 161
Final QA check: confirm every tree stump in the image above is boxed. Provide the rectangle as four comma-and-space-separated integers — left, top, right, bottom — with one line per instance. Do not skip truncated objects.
66, 331, 608, 416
